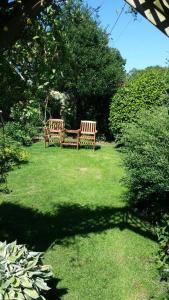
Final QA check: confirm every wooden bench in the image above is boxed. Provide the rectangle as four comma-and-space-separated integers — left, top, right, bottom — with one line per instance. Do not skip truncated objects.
79, 120, 97, 150
61, 129, 80, 149
44, 119, 64, 147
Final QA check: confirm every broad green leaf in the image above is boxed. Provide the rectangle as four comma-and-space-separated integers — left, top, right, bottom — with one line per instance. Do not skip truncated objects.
16, 292, 25, 300
21, 277, 33, 288
0, 294, 3, 300
35, 278, 50, 291
24, 288, 39, 299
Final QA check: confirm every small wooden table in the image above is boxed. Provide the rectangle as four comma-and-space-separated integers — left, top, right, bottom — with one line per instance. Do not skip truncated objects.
61, 129, 80, 149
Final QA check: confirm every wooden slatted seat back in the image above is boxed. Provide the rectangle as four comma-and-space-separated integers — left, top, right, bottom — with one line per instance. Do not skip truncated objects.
80, 120, 97, 134
48, 119, 64, 132
79, 120, 97, 150
44, 119, 64, 147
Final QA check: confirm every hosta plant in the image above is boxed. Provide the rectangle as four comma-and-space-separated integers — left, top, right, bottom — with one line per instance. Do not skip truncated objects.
0, 241, 53, 300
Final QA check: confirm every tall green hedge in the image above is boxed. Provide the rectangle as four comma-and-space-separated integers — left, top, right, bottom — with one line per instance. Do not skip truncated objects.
109, 67, 168, 137
121, 106, 169, 207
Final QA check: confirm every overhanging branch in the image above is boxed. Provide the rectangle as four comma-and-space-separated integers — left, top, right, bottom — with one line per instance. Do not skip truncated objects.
0, 0, 52, 50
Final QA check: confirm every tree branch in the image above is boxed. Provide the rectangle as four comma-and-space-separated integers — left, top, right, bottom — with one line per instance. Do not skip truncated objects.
0, 0, 52, 50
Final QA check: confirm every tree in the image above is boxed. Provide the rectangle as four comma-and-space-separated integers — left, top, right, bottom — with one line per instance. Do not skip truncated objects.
0, 55, 27, 119
3, 0, 126, 138
0, 2, 65, 121
51, 0, 126, 135
0, 0, 65, 51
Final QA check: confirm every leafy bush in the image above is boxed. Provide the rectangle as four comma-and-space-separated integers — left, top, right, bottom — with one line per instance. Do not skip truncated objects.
109, 67, 168, 137
0, 241, 53, 300
0, 134, 29, 168
0, 133, 29, 190
10, 100, 40, 125
120, 106, 169, 209
5, 99, 41, 146
157, 216, 169, 278
155, 216, 169, 300
5, 122, 38, 146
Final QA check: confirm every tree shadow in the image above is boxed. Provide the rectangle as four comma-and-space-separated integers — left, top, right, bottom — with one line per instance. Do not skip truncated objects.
0, 201, 157, 298
0, 201, 156, 251
46, 278, 68, 300
79, 144, 101, 151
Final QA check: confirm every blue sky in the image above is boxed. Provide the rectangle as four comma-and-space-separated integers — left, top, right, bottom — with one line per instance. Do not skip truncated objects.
85, 0, 169, 72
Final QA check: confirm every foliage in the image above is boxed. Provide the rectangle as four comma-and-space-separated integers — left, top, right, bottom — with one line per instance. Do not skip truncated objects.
0, 55, 27, 120
0, 133, 29, 190
0, 241, 53, 300
157, 216, 169, 278
5, 122, 38, 146
109, 67, 168, 137
156, 216, 169, 300
4, 98, 41, 145
10, 99, 40, 125
0, 0, 65, 51
49, 90, 73, 127
55, 0, 126, 133
3, 0, 125, 137
120, 106, 169, 208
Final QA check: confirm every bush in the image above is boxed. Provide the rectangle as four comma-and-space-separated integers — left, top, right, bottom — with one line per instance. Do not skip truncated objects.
0, 241, 53, 300
6, 99, 41, 146
109, 67, 168, 137
156, 216, 169, 300
120, 106, 169, 209
10, 99, 40, 126
0, 133, 29, 190
5, 122, 38, 146
157, 216, 169, 278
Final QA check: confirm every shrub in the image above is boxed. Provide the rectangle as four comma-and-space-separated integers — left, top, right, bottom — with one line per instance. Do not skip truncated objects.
0, 241, 53, 300
156, 216, 169, 300
157, 216, 169, 278
120, 106, 169, 209
109, 67, 168, 137
10, 100, 40, 126
6, 99, 41, 146
5, 122, 38, 146
0, 133, 29, 190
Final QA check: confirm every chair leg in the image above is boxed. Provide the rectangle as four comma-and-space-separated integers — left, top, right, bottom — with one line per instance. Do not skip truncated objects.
45, 139, 49, 148
93, 135, 96, 151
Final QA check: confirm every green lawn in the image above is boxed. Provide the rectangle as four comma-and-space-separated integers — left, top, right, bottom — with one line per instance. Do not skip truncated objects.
0, 142, 165, 299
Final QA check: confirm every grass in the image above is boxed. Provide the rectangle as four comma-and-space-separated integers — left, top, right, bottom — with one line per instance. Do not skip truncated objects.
0, 142, 166, 299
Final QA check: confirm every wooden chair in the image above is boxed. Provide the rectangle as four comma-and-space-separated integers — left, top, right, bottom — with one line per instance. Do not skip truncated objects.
79, 120, 97, 150
44, 119, 64, 147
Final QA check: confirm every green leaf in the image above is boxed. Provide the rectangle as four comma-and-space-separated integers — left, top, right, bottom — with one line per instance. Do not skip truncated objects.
8, 290, 15, 299
38, 85, 44, 90
24, 288, 39, 299
16, 292, 25, 300
35, 278, 50, 291
0, 294, 3, 300
33, 36, 39, 40
21, 277, 33, 288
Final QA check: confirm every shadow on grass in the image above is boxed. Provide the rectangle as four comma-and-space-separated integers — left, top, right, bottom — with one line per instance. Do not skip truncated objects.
46, 278, 68, 300
0, 201, 156, 299
78, 144, 101, 151
0, 201, 156, 251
